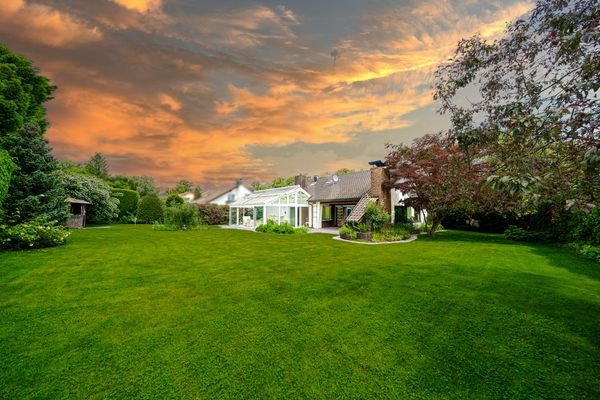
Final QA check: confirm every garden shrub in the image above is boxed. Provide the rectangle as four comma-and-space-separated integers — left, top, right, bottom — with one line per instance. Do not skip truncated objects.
137, 194, 164, 223
373, 226, 411, 242
165, 193, 184, 208
0, 222, 70, 250
579, 245, 600, 263
112, 188, 140, 220
0, 150, 15, 208
339, 226, 353, 235
196, 204, 229, 225
256, 220, 303, 234
60, 172, 119, 224
339, 225, 356, 239
164, 203, 201, 230
569, 208, 600, 246
364, 202, 390, 232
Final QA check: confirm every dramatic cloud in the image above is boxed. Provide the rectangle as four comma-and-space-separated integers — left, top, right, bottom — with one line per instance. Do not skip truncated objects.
112, 0, 162, 13
0, 0, 102, 47
1, 0, 533, 188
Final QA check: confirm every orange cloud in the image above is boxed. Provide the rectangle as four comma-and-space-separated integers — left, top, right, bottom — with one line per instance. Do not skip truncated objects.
112, 0, 162, 13
0, 0, 102, 47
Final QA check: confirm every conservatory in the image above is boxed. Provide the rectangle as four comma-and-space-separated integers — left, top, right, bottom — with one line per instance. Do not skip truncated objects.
228, 185, 311, 228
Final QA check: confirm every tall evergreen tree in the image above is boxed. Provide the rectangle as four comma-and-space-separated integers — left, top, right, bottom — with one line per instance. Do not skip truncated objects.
0, 45, 67, 223
85, 152, 110, 179
1, 124, 68, 223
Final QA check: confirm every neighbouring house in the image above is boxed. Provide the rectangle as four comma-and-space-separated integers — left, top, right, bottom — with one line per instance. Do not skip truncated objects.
228, 164, 426, 228
65, 197, 92, 228
179, 191, 196, 202
193, 179, 252, 206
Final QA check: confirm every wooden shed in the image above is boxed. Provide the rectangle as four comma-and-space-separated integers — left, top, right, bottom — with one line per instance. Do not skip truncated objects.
65, 197, 92, 228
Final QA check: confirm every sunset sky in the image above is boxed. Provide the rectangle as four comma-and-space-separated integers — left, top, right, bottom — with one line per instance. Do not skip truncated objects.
0, 0, 532, 188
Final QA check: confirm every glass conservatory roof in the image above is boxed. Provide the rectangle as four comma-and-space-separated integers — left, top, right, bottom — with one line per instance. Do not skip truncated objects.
230, 185, 310, 207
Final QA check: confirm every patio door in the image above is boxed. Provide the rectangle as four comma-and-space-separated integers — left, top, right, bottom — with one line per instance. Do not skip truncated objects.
289, 207, 295, 226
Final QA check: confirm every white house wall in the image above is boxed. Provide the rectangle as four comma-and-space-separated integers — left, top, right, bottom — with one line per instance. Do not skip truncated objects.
210, 184, 252, 205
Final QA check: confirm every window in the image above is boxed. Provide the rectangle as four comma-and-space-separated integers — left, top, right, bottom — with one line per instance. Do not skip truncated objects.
345, 206, 354, 217
227, 193, 235, 203
322, 205, 332, 221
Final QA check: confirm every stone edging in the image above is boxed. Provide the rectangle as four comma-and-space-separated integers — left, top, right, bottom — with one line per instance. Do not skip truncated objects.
332, 234, 418, 245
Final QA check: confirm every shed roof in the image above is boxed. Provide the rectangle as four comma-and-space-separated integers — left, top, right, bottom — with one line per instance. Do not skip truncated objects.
230, 185, 309, 207
305, 170, 371, 202
64, 197, 92, 205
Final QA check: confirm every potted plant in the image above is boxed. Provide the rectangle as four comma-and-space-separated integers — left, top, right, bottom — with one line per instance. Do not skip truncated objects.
339, 225, 354, 240
356, 223, 372, 241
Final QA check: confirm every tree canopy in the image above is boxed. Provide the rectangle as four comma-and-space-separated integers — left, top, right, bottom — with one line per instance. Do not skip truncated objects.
386, 133, 510, 235
0, 44, 55, 137
0, 46, 66, 224
434, 0, 599, 210
85, 153, 110, 180
59, 172, 119, 224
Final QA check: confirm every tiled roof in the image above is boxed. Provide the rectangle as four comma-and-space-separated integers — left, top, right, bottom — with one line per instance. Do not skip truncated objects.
306, 170, 371, 202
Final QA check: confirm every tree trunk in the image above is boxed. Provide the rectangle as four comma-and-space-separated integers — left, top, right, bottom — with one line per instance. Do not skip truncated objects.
428, 217, 440, 237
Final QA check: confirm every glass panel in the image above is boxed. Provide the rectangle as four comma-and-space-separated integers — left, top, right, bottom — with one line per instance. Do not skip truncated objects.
289, 207, 295, 226
322, 205, 332, 221
297, 193, 309, 205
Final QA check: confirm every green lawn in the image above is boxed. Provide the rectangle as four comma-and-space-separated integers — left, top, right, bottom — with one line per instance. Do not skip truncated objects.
0, 226, 598, 399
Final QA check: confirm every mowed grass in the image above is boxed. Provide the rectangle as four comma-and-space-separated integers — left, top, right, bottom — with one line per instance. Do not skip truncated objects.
0, 226, 598, 399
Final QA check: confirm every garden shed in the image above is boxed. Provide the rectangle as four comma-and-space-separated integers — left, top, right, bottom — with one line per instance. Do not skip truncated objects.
65, 197, 91, 228
229, 185, 311, 228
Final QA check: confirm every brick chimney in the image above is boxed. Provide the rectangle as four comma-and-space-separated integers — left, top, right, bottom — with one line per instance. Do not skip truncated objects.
370, 167, 391, 213
294, 174, 308, 188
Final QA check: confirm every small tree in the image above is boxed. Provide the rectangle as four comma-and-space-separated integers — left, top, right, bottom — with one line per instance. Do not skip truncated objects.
363, 202, 390, 232
165, 193, 184, 207
164, 203, 200, 230
386, 133, 488, 236
193, 185, 202, 200
1, 124, 69, 223
85, 153, 110, 180
175, 179, 193, 194
137, 194, 164, 223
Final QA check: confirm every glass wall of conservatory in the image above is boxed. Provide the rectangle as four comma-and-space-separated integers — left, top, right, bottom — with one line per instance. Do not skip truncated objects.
228, 186, 311, 228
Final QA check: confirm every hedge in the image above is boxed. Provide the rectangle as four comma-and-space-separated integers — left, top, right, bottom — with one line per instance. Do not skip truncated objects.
112, 188, 140, 219
137, 194, 164, 223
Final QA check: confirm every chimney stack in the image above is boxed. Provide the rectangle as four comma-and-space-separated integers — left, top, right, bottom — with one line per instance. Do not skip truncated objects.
294, 174, 307, 188
370, 167, 391, 214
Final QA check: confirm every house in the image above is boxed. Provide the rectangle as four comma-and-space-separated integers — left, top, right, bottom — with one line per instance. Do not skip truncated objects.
303, 167, 397, 228
179, 191, 196, 202
228, 164, 425, 228
193, 179, 252, 206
